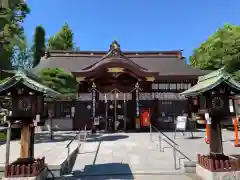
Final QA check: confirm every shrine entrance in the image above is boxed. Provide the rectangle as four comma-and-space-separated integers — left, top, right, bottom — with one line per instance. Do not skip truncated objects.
102, 89, 131, 132
74, 40, 160, 131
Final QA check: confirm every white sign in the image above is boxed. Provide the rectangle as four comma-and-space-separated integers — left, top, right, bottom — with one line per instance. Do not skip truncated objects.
94, 117, 99, 125
33, 114, 40, 127
176, 116, 187, 130
205, 113, 211, 124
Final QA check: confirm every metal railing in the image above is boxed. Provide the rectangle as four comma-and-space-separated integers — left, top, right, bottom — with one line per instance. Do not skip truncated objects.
65, 124, 88, 167
46, 166, 55, 179
150, 124, 192, 169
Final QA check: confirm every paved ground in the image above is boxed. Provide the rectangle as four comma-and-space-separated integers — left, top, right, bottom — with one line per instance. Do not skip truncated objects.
0, 131, 79, 166
62, 132, 204, 180
61, 174, 201, 180
0, 129, 238, 179
60, 129, 240, 180
160, 129, 240, 161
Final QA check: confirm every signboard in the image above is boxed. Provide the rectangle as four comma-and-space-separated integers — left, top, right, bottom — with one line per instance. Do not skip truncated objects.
176, 116, 187, 131
94, 117, 99, 125
136, 118, 140, 129
205, 113, 212, 124
107, 67, 124, 73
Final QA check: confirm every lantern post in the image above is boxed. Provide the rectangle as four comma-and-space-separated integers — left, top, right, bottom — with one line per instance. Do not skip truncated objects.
180, 68, 240, 179
0, 69, 60, 178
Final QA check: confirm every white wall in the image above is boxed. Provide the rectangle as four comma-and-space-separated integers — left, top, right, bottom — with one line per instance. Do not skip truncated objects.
41, 118, 73, 131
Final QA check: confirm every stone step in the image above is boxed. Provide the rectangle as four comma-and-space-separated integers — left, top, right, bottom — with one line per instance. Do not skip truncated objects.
59, 173, 202, 180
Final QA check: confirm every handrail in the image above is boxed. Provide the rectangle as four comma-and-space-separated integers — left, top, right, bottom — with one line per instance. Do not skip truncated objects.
64, 124, 87, 173
150, 123, 192, 169
66, 124, 87, 148
163, 138, 191, 161
65, 131, 81, 148
46, 166, 55, 179
150, 124, 178, 146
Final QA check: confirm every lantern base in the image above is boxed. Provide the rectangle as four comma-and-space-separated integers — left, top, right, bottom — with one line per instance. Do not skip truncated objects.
197, 153, 240, 180
197, 153, 240, 172
4, 157, 45, 178
234, 143, 240, 147
196, 164, 240, 180
205, 138, 210, 144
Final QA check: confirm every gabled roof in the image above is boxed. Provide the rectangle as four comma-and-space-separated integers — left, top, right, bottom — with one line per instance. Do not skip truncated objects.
82, 40, 147, 72
180, 68, 240, 97
0, 68, 61, 98
35, 41, 209, 77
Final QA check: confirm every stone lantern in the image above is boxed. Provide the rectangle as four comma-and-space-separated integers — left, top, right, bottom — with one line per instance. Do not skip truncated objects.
180, 68, 240, 180
0, 69, 60, 179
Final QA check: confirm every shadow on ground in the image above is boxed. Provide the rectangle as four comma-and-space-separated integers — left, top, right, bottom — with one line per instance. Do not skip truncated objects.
34, 132, 77, 144
86, 134, 129, 142
184, 136, 203, 140
151, 129, 205, 133
70, 163, 134, 180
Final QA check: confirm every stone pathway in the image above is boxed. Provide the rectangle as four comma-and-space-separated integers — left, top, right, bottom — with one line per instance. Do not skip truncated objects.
63, 132, 201, 180
0, 131, 79, 166
161, 129, 240, 160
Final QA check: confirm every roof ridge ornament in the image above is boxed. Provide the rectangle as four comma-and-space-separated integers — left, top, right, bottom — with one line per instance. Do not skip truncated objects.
109, 40, 121, 57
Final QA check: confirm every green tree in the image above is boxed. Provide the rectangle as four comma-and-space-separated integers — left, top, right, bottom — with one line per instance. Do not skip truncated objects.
0, 0, 30, 78
39, 68, 77, 95
190, 24, 240, 80
32, 26, 46, 67
47, 23, 74, 50
11, 38, 33, 69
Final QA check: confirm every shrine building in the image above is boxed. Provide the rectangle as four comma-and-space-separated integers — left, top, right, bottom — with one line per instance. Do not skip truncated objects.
36, 40, 210, 131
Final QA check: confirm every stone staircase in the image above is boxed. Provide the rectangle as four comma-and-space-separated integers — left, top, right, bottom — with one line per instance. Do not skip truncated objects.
58, 132, 201, 180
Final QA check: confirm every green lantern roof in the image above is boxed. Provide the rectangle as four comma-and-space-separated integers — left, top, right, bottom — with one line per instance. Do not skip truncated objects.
180, 68, 240, 97
0, 68, 61, 98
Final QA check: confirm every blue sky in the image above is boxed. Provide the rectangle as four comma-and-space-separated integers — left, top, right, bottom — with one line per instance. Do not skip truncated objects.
24, 0, 240, 59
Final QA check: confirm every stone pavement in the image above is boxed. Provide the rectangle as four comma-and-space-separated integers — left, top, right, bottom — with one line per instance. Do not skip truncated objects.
0, 131, 79, 166
160, 129, 240, 161
62, 132, 202, 180
61, 174, 201, 180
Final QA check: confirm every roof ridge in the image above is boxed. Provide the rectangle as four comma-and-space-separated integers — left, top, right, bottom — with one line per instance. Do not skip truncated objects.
46, 50, 183, 54
82, 40, 147, 71
198, 67, 230, 82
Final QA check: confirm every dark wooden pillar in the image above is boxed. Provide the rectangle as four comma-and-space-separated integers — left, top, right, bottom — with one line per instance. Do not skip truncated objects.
29, 126, 35, 158
20, 124, 30, 158
209, 117, 223, 154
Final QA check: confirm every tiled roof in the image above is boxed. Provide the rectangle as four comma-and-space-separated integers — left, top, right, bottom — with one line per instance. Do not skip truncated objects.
0, 69, 61, 98
35, 41, 209, 76
180, 68, 240, 97
36, 52, 208, 76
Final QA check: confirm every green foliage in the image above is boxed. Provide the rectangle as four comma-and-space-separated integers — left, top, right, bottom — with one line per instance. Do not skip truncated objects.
32, 26, 46, 67
0, 0, 30, 77
190, 24, 240, 80
0, 77, 10, 84
233, 70, 240, 82
47, 23, 74, 50
0, 132, 6, 141
11, 37, 33, 69
39, 68, 77, 94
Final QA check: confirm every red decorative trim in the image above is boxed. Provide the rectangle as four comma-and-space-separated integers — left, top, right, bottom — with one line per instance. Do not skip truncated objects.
197, 153, 240, 172
4, 157, 45, 177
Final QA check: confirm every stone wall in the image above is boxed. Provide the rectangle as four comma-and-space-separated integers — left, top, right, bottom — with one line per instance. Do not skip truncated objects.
41, 118, 73, 131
